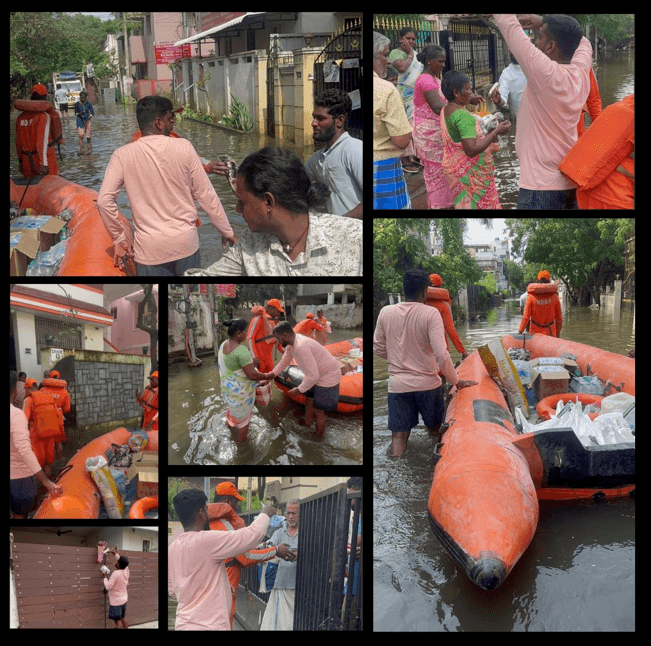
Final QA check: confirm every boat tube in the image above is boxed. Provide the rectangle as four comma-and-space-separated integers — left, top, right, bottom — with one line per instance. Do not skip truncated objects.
273, 338, 363, 413
428, 333, 634, 590
10, 174, 134, 276
536, 392, 603, 420
34, 428, 158, 519
129, 495, 158, 519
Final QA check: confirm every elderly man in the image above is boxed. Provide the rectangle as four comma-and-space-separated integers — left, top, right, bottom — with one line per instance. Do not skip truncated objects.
263, 321, 342, 437
210, 482, 294, 627
260, 499, 300, 630
373, 31, 412, 209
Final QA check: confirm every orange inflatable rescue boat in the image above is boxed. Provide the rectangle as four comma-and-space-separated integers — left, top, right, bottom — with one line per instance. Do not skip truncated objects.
428, 333, 634, 590
10, 174, 134, 276
274, 338, 363, 413
34, 427, 158, 519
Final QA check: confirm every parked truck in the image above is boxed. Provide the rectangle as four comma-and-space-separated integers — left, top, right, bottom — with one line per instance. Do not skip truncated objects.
52, 71, 85, 110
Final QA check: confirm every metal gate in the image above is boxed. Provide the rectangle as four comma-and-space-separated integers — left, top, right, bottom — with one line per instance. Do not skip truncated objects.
293, 483, 362, 630
12, 543, 157, 628
35, 317, 82, 351
445, 21, 494, 90
266, 36, 279, 137
373, 16, 511, 92
313, 20, 363, 140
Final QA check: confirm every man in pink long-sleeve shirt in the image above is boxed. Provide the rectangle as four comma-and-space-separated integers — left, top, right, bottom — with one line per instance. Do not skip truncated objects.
374, 269, 476, 457
103, 551, 130, 628
97, 96, 237, 276
169, 489, 276, 631
493, 14, 592, 209
263, 321, 342, 437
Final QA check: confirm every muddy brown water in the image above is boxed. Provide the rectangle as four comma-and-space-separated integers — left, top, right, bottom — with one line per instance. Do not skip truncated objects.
373, 302, 635, 631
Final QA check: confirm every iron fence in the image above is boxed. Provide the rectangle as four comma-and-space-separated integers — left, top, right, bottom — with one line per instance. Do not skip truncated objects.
373, 15, 511, 91
239, 482, 363, 630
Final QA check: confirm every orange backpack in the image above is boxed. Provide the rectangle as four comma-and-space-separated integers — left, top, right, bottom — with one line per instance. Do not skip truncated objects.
26, 390, 60, 439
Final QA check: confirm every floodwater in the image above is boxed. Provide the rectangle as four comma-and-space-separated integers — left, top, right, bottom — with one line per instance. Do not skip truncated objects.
373, 301, 635, 631
490, 50, 635, 210
10, 101, 317, 267
169, 327, 363, 465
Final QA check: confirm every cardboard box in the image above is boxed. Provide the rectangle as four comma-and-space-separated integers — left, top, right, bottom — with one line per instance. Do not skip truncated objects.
131, 467, 158, 498
10, 231, 37, 276
531, 362, 570, 400
10, 216, 66, 276
127, 452, 158, 498
10, 215, 66, 251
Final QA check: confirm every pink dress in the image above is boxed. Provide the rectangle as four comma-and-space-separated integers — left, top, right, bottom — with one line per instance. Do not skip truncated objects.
413, 73, 455, 209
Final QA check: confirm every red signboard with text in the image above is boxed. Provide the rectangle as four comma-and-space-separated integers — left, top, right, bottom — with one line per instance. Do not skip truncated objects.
154, 42, 191, 64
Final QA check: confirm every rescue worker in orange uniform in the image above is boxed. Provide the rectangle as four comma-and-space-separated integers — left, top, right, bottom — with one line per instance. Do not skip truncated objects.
136, 371, 159, 431
23, 378, 61, 476
315, 309, 330, 346
207, 482, 294, 628
518, 270, 563, 337
293, 312, 325, 340
246, 298, 284, 374
427, 274, 468, 360
39, 370, 71, 461
14, 84, 64, 178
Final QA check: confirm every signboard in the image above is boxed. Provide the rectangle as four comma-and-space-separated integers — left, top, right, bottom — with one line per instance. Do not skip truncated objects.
214, 284, 236, 297
50, 348, 64, 362
154, 41, 191, 65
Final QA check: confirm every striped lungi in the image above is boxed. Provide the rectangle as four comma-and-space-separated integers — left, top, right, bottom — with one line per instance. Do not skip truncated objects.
373, 157, 412, 210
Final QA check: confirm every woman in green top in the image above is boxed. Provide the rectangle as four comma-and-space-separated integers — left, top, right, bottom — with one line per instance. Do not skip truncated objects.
440, 70, 511, 209
218, 318, 270, 441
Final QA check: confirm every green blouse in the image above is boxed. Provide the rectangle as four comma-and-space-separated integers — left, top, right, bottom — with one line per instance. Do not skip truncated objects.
445, 108, 478, 143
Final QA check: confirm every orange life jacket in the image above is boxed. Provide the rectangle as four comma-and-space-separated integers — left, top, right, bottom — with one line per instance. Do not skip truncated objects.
523, 283, 562, 336
14, 99, 63, 178
26, 390, 60, 439
140, 386, 158, 430
40, 377, 70, 435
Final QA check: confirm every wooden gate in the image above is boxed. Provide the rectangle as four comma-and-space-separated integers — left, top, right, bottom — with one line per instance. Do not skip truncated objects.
12, 543, 157, 628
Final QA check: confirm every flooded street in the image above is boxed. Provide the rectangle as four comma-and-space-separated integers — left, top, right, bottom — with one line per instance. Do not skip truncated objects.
373, 302, 635, 631
169, 326, 363, 466
10, 101, 317, 267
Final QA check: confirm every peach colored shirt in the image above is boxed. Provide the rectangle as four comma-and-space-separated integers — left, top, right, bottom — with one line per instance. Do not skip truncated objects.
10, 403, 41, 479
271, 334, 342, 392
103, 552, 129, 606
494, 14, 592, 190
168, 513, 270, 631
373, 301, 458, 393
97, 135, 234, 265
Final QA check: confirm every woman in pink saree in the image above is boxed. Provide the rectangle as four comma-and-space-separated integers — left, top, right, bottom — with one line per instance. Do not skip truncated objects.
440, 70, 511, 209
412, 45, 454, 209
